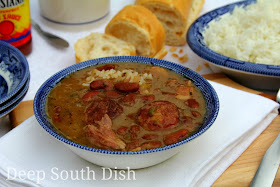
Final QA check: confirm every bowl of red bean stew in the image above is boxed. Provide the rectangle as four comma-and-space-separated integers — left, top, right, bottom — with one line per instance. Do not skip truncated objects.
34, 56, 219, 169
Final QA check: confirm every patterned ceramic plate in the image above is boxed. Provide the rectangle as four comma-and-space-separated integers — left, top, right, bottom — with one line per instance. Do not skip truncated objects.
0, 41, 30, 104
0, 75, 30, 112
0, 85, 29, 118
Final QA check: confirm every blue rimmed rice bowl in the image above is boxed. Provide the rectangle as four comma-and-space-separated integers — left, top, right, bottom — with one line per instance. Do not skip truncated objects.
34, 56, 219, 169
187, 0, 280, 92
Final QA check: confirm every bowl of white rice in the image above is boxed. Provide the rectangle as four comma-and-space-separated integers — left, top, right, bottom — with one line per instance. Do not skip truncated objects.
187, 0, 280, 92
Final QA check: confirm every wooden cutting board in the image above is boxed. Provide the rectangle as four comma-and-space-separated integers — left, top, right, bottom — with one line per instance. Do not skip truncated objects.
9, 73, 280, 186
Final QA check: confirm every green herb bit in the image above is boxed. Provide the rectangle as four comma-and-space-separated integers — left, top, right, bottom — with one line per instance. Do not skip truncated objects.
148, 107, 156, 116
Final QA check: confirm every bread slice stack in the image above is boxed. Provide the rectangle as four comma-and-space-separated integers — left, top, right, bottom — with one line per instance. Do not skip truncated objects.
105, 5, 167, 59
74, 0, 205, 63
136, 0, 205, 46
74, 33, 136, 63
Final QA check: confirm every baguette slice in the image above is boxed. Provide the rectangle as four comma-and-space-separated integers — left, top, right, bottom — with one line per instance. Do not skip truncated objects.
136, 0, 205, 46
105, 5, 167, 59
74, 32, 136, 63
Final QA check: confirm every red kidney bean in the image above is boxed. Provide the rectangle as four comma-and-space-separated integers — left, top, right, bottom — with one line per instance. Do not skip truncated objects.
129, 125, 140, 133
114, 82, 139, 93
161, 91, 176, 96
164, 129, 189, 145
121, 93, 137, 105
141, 95, 155, 102
96, 64, 116, 71
82, 91, 100, 101
181, 116, 193, 124
53, 106, 62, 123
53, 116, 61, 123
126, 113, 136, 120
117, 126, 128, 136
191, 111, 201, 118
186, 99, 200, 108
105, 91, 123, 99
142, 134, 159, 140
126, 139, 142, 150
130, 132, 138, 140
140, 141, 162, 150
54, 105, 61, 113
90, 80, 105, 90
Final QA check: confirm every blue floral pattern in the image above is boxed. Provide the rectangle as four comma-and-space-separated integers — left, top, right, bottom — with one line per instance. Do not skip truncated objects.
0, 41, 29, 104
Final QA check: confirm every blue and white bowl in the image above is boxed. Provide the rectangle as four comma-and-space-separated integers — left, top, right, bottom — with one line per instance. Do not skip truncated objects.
0, 41, 30, 104
34, 56, 219, 169
0, 79, 29, 118
187, 0, 280, 92
0, 76, 30, 115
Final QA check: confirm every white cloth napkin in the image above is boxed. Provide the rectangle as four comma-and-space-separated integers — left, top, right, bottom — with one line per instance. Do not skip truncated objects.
0, 81, 278, 187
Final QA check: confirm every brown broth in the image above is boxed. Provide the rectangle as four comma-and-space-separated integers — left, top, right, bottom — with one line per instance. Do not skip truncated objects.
46, 63, 206, 151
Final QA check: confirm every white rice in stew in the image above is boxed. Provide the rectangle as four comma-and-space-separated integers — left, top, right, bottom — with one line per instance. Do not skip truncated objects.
83, 69, 153, 87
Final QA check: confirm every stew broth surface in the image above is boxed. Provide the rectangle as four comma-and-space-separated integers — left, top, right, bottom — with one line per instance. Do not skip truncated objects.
46, 63, 206, 151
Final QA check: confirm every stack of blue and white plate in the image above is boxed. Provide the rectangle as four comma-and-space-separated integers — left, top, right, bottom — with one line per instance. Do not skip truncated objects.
0, 41, 30, 118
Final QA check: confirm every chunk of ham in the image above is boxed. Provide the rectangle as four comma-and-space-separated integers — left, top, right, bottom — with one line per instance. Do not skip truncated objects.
176, 85, 194, 100
85, 114, 126, 150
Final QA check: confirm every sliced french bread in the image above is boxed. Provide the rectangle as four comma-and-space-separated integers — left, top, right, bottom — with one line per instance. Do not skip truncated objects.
105, 5, 167, 59
74, 32, 136, 63
135, 0, 205, 46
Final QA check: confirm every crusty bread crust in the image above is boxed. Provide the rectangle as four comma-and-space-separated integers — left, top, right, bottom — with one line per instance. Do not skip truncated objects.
76, 56, 82, 64
105, 5, 166, 58
136, 0, 190, 18
136, 0, 204, 46
187, 0, 205, 29
153, 46, 167, 59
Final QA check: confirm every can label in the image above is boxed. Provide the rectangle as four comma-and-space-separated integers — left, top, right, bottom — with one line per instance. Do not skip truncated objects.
0, 0, 31, 47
